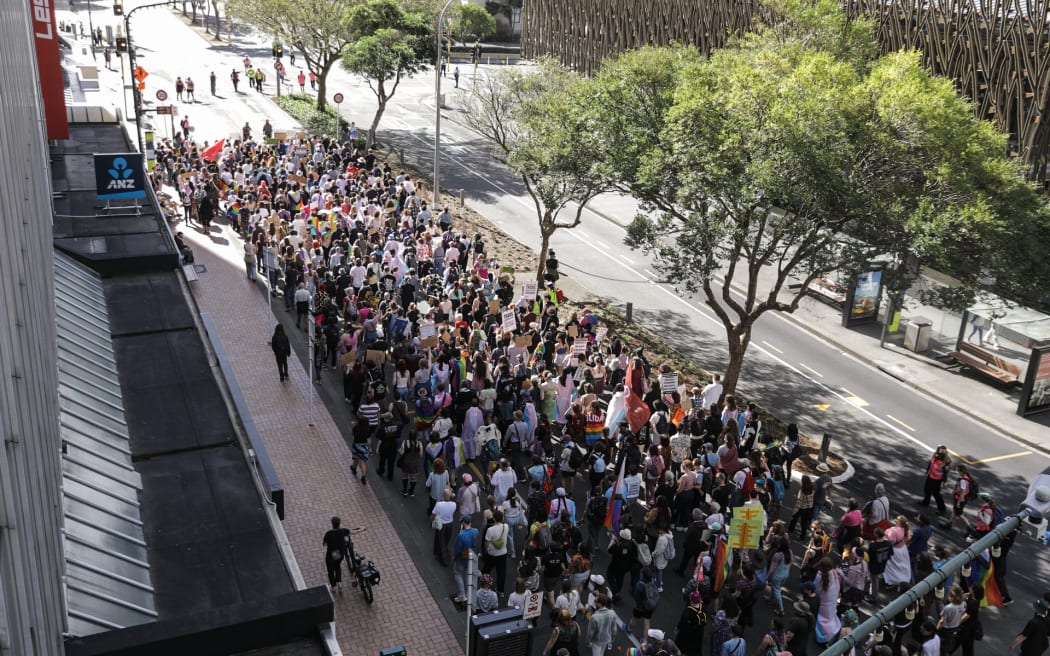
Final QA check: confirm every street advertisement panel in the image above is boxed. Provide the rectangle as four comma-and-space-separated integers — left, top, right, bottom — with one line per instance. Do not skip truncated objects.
1018, 345, 1050, 416
843, 268, 884, 327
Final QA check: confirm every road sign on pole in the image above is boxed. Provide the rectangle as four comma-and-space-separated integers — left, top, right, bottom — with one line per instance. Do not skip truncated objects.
156, 89, 167, 101
522, 591, 543, 620
333, 92, 344, 104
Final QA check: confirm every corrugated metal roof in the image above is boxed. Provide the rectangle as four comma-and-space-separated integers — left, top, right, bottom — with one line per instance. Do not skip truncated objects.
54, 251, 157, 636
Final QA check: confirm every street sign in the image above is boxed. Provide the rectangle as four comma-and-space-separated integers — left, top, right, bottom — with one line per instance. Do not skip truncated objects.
156, 105, 172, 115
156, 89, 167, 101
522, 592, 543, 620
333, 92, 344, 104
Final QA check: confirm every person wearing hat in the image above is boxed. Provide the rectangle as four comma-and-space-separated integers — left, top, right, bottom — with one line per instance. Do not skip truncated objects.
675, 590, 706, 656
549, 487, 577, 526
1010, 599, 1050, 656
607, 528, 640, 604
785, 600, 814, 655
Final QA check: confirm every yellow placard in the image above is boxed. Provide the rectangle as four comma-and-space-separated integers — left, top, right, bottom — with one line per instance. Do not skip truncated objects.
727, 506, 765, 549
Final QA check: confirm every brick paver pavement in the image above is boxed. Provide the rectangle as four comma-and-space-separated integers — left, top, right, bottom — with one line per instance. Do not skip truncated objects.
178, 219, 461, 655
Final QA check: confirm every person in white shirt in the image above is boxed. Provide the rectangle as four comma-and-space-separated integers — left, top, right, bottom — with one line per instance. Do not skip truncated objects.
491, 458, 518, 505
431, 488, 457, 566
623, 466, 643, 507
701, 374, 724, 411
482, 510, 510, 593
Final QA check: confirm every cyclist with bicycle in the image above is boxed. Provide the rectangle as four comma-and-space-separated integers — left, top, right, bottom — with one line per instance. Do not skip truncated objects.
322, 516, 366, 590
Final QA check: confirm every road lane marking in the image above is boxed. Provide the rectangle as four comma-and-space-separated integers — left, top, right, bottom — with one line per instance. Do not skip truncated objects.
950, 449, 1033, 466
800, 363, 824, 378
840, 388, 870, 407
813, 404, 831, 411
644, 269, 657, 278
762, 341, 783, 354
886, 414, 915, 431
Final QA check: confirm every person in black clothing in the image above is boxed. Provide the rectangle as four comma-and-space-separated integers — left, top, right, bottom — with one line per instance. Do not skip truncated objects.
198, 195, 214, 231
785, 600, 815, 656
544, 249, 559, 283
675, 508, 707, 576
676, 591, 707, 656
606, 528, 640, 603
1011, 599, 1050, 656
270, 324, 291, 381
322, 516, 365, 589
376, 412, 400, 481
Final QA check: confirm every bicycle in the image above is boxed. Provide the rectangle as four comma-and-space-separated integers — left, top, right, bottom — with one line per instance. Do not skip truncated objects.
346, 539, 381, 604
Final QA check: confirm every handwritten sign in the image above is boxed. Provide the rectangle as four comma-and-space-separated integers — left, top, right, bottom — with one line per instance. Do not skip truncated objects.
523, 280, 538, 300
514, 335, 532, 348
727, 506, 765, 549
573, 341, 587, 355
568, 325, 578, 338
420, 336, 438, 349
501, 309, 517, 334
488, 299, 501, 314
419, 320, 436, 340
595, 326, 608, 343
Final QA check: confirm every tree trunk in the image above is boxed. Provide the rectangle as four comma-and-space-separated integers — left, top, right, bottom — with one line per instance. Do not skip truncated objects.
536, 227, 552, 284
369, 89, 387, 148
202, 1, 210, 33
182, 1, 188, 16
722, 326, 752, 397
190, 1, 197, 25
315, 67, 328, 112
213, 2, 222, 40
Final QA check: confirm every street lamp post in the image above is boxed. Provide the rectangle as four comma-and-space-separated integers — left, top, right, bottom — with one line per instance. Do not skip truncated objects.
433, 0, 466, 211
125, 0, 179, 153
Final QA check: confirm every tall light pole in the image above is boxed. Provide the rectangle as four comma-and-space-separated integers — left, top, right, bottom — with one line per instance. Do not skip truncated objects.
433, 0, 466, 211
125, 0, 179, 153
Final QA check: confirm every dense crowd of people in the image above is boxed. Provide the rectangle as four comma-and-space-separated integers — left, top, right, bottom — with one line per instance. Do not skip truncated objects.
151, 129, 1050, 656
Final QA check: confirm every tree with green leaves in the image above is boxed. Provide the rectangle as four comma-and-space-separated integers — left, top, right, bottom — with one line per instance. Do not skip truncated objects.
341, 0, 433, 148
464, 60, 607, 282
449, 4, 496, 43
226, 0, 359, 111
581, 0, 1050, 395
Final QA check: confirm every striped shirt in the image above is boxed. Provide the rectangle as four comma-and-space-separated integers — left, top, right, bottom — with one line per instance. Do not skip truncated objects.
358, 402, 381, 426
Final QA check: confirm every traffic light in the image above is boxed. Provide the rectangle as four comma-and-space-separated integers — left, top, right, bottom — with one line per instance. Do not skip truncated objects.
272, 44, 283, 59
113, 0, 123, 15
115, 36, 128, 53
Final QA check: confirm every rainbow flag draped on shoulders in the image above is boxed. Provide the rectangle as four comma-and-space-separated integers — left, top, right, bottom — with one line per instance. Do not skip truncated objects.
603, 459, 627, 532
712, 535, 731, 593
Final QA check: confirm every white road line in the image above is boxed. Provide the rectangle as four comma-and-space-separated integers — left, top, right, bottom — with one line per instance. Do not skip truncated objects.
644, 269, 657, 278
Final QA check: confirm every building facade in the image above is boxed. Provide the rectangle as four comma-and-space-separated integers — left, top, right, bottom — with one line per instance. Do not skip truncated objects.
0, 1, 67, 654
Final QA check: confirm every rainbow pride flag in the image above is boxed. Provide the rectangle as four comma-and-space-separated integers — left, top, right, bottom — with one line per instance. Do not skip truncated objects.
712, 536, 731, 593
966, 550, 1003, 607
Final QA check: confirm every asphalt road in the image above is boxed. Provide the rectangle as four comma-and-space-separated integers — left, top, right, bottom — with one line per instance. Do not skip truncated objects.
113, 4, 1050, 653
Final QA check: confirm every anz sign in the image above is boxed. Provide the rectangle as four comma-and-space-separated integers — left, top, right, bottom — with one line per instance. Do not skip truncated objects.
93, 153, 146, 200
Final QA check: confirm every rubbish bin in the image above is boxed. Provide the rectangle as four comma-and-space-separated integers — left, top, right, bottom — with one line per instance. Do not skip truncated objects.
904, 316, 933, 352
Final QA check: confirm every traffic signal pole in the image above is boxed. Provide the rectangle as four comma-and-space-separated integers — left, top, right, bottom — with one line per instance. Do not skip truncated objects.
123, 1, 178, 153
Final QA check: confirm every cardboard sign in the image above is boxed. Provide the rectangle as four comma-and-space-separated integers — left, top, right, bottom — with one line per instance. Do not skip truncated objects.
338, 351, 356, 367
289, 174, 307, 184
595, 326, 608, 343
420, 336, 439, 349
295, 132, 306, 140
568, 325, 578, 338
501, 309, 517, 333
274, 132, 287, 141
488, 299, 501, 314
514, 336, 532, 348
523, 280, 538, 300
522, 591, 543, 620
419, 320, 436, 340
366, 349, 387, 365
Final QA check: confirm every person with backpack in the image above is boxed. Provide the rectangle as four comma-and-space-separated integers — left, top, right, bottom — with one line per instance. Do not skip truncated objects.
944, 464, 974, 532
561, 435, 586, 494
482, 509, 510, 593
675, 590, 707, 656
606, 528, 640, 604
652, 525, 675, 593
632, 567, 661, 637
549, 487, 577, 526
584, 484, 607, 548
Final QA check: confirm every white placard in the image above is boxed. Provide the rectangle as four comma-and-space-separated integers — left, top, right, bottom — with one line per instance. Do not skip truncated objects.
573, 341, 587, 355
501, 309, 517, 333
417, 300, 431, 315
419, 320, 436, 340
595, 326, 608, 343
522, 591, 543, 619
523, 280, 538, 300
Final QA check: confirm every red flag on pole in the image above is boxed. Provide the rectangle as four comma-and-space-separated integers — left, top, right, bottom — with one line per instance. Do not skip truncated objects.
201, 138, 225, 162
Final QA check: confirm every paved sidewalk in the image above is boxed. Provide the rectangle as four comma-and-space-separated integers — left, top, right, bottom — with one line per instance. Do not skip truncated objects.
179, 222, 460, 655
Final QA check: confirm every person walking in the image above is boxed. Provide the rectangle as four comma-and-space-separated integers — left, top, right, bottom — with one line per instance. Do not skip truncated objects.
103, 47, 112, 70
920, 445, 952, 516
297, 70, 306, 93
255, 68, 264, 92
431, 487, 457, 566
542, 608, 581, 656
454, 66, 460, 88
675, 591, 707, 656
270, 324, 291, 382
586, 593, 617, 656
1011, 599, 1050, 656
452, 516, 478, 603
185, 77, 195, 102
175, 76, 184, 101
483, 509, 510, 594
322, 516, 365, 590
243, 239, 257, 280
209, 71, 217, 95
399, 432, 423, 497
230, 68, 240, 93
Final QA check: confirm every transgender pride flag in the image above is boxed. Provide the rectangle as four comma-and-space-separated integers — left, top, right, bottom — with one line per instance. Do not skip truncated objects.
604, 459, 627, 531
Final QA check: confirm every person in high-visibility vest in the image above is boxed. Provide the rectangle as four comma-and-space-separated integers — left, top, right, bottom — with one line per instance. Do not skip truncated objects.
920, 445, 952, 516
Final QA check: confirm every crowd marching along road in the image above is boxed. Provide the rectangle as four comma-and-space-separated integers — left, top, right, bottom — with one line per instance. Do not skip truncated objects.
151, 118, 1050, 656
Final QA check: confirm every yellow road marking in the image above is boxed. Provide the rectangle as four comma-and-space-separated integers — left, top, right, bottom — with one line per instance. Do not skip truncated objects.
800, 363, 824, 378
950, 449, 1033, 466
841, 388, 869, 408
886, 414, 915, 431
813, 404, 831, 411
762, 341, 784, 354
